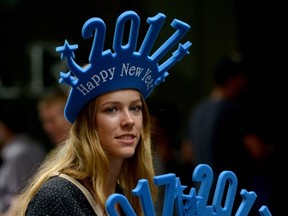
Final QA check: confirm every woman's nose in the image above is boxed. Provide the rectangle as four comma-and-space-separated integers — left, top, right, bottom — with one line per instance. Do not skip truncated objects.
121, 111, 135, 127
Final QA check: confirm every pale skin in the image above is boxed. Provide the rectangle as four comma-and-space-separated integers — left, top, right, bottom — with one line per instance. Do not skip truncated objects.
95, 89, 143, 199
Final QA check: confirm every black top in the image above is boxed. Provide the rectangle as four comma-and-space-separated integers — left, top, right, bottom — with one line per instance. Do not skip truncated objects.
26, 176, 97, 215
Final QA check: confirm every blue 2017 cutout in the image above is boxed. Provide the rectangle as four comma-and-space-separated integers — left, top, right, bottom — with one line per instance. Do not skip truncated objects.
106, 164, 272, 216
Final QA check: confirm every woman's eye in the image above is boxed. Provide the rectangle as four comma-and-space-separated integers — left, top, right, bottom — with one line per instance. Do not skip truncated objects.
130, 105, 142, 112
105, 107, 118, 113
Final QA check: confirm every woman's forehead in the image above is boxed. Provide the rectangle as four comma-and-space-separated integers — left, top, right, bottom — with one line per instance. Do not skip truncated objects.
97, 89, 141, 103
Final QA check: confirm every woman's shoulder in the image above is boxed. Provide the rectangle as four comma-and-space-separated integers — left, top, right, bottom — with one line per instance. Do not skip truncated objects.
41, 175, 80, 194
26, 176, 97, 215
29, 176, 86, 204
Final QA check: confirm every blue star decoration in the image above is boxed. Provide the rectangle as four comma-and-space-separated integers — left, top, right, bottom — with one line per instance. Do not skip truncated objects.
183, 187, 202, 216
56, 40, 78, 60
174, 177, 187, 198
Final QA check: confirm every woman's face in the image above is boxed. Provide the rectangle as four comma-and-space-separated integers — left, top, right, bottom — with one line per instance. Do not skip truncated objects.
96, 89, 143, 159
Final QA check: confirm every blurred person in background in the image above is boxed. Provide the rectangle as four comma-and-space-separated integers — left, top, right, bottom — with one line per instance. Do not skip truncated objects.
0, 100, 47, 215
37, 87, 71, 146
182, 52, 274, 214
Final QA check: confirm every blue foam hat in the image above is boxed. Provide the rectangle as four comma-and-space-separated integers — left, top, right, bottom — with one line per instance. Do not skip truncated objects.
56, 10, 192, 123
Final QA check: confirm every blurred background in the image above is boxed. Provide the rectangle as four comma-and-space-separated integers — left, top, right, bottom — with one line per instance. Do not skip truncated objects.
0, 0, 283, 214
0, 0, 281, 127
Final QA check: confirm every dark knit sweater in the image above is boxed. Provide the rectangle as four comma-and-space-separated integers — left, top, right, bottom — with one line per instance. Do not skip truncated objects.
26, 176, 97, 215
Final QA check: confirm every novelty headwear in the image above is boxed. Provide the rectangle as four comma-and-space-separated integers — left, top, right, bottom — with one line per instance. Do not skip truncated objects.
56, 10, 192, 123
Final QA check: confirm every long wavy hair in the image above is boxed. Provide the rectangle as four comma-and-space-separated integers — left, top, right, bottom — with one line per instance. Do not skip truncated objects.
17, 93, 157, 215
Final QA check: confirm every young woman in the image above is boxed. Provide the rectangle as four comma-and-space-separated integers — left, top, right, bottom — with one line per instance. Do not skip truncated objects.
17, 89, 157, 215
16, 9, 191, 215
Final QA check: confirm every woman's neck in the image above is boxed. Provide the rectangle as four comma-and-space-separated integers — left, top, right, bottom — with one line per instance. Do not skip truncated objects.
104, 157, 123, 197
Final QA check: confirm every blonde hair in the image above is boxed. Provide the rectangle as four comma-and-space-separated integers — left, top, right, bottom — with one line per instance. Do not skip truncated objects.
17, 94, 157, 215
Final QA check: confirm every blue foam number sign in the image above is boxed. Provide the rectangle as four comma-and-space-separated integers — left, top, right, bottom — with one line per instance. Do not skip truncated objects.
105, 164, 272, 216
